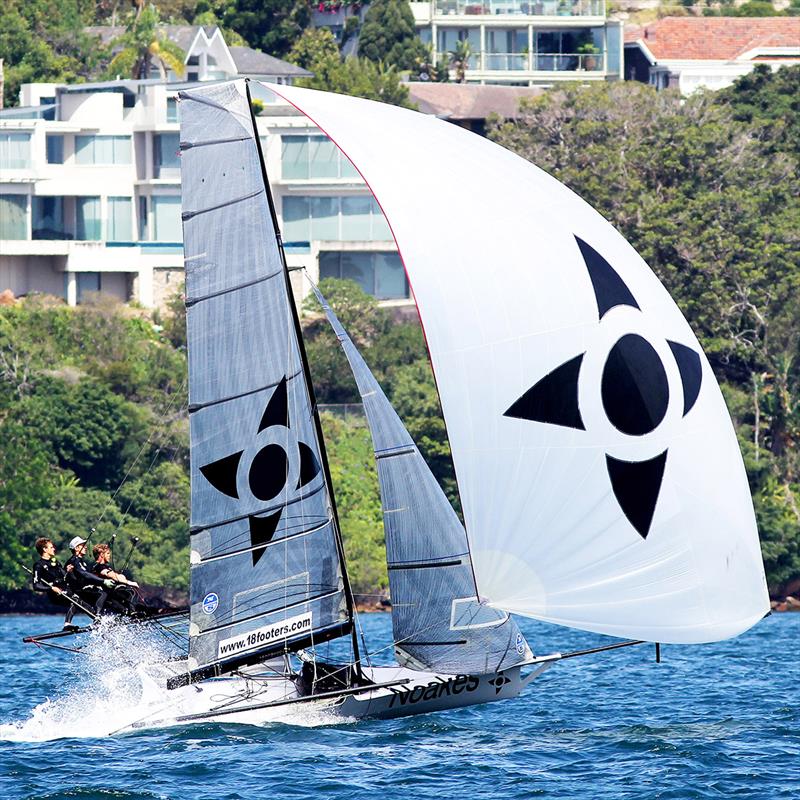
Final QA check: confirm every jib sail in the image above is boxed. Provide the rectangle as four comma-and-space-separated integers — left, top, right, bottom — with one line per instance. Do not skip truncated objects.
310, 282, 531, 674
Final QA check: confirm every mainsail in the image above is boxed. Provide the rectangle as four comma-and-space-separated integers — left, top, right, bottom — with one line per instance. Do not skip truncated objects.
309, 281, 531, 674
265, 83, 769, 645
178, 81, 352, 682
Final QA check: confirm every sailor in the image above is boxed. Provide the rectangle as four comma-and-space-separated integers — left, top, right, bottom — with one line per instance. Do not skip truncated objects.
90, 543, 141, 614
31, 538, 78, 630
65, 536, 110, 617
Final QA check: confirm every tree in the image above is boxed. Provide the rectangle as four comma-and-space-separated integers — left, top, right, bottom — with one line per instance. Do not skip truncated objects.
219, 0, 310, 59
287, 26, 339, 71
107, 4, 186, 80
359, 0, 427, 72
449, 39, 471, 83
298, 55, 413, 108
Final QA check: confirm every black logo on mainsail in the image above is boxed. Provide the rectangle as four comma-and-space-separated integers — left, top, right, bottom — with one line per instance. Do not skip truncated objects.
199, 376, 321, 566
504, 236, 703, 539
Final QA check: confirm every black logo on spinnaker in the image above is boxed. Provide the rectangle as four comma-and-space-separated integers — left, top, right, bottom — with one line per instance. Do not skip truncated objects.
504, 236, 703, 539
199, 376, 321, 566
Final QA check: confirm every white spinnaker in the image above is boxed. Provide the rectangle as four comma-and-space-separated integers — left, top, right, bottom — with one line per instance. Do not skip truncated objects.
265, 83, 769, 644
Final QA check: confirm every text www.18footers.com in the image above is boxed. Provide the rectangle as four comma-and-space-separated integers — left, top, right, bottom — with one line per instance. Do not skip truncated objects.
217, 613, 312, 658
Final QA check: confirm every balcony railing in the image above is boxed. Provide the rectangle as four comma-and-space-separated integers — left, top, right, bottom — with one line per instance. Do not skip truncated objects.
434, 0, 605, 16
467, 51, 605, 72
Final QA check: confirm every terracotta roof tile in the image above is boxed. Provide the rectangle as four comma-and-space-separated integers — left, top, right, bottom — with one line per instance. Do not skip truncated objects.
624, 16, 800, 61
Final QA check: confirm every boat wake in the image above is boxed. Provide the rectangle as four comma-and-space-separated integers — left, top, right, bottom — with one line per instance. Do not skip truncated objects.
1, 618, 352, 741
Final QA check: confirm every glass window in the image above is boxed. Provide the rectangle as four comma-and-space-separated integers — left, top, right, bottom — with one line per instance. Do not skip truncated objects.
282, 197, 310, 242
138, 196, 148, 241
282, 137, 309, 180
32, 197, 67, 240
341, 196, 372, 241
76, 197, 102, 240
310, 197, 338, 240
320, 252, 408, 300
107, 197, 133, 242
282, 135, 358, 180
0, 133, 32, 169
154, 133, 180, 176
152, 196, 182, 241
308, 138, 339, 179
0, 195, 28, 239
46, 134, 64, 164
77, 272, 101, 303
75, 135, 132, 165
370, 198, 392, 240
166, 97, 179, 123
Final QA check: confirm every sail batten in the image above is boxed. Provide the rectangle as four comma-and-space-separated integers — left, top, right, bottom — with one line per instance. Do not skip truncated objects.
180, 80, 352, 676
269, 83, 769, 645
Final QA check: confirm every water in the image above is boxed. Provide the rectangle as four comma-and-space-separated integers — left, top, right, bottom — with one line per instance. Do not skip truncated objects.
0, 612, 797, 799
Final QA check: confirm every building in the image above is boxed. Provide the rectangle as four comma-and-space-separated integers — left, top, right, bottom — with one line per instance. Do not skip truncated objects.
624, 16, 800, 94
0, 22, 412, 310
411, 0, 623, 85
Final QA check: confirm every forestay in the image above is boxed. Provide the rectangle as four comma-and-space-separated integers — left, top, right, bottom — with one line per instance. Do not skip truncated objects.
309, 282, 531, 674
180, 82, 350, 676
267, 83, 769, 644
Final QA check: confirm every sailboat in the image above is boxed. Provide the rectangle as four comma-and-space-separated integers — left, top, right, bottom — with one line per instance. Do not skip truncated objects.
24, 78, 771, 727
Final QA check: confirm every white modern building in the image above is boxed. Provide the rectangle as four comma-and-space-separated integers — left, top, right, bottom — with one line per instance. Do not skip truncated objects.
0, 81, 405, 309
410, 0, 623, 85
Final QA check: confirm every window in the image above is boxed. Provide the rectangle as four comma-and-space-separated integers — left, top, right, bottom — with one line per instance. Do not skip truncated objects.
154, 133, 180, 177
166, 97, 179, 123
282, 135, 358, 180
32, 197, 67, 240
152, 196, 182, 241
282, 196, 392, 243
320, 252, 408, 300
46, 134, 65, 164
76, 197, 102, 240
0, 133, 32, 169
0, 195, 27, 239
75, 135, 132, 165
107, 197, 133, 242
138, 196, 149, 240
77, 272, 101, 303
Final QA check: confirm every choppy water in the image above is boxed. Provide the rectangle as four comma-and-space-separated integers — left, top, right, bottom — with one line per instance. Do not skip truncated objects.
0, 612, 797, 800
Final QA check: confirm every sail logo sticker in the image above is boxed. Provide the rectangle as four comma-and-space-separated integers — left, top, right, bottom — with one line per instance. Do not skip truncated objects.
198, 376, 323, 567
202, 592, 219, 614
217, 612, 312, 658
515, 633, 525, 655
504, 236, 703, 540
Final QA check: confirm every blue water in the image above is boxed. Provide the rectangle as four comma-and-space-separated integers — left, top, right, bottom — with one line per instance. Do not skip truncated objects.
0, 612, 797, 800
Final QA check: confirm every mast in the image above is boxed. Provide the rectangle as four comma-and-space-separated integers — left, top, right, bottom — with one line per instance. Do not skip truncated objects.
244, 81, 362, 677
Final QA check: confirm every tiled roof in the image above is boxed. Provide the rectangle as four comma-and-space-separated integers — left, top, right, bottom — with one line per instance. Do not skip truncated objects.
85, 25, 217, 51
407, 82, 544, 120
228, 47, 311, 77
624, 16, 800, 61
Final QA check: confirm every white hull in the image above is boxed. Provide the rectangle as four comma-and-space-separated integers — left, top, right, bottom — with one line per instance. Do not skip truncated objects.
137, 662, 555, 730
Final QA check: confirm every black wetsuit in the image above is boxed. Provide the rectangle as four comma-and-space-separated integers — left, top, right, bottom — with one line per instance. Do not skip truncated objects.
32, 557, 75, 624
65, 554, 108, 616
91, 561, 138, 614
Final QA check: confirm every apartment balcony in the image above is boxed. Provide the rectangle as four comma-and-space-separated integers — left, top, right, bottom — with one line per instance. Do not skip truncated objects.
427, 0, 605, 17
481, 50, 604, 71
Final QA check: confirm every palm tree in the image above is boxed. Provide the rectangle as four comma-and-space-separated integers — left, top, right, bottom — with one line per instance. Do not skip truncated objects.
108, 4, 185, 81
449, 39, 471, 84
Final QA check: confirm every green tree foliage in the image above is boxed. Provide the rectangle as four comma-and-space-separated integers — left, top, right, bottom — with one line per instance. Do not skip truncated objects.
287, 26, 340, 71
107, 4, 186, 80
217, 0, 310, 58
298, 53, 414, 108
0, 0, 104, 107
359, 0, 427, 71
488, 69, 800, 591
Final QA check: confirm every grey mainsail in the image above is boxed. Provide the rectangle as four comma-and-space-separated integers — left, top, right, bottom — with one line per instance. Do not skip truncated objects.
178, 82, 351, 682
309, 282, 532, 673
